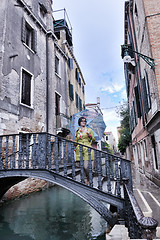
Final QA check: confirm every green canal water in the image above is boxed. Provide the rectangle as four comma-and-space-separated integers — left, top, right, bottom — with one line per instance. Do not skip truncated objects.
0, 186, 107, 240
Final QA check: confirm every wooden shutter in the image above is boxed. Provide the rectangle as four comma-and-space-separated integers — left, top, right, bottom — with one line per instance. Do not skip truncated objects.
141, 77, 149, 113
32, 29, 37, 53
75, 68, 79, 81
69, 81, 74, 100
144, 70, 151, 110
134, 86, 141, 118
71, 83, 73, 100
68, 58, 73, 69
21, 17, 26, 43
79, 98, 82, 111
69, 81, 71, 98
82, 85, 84, 93
76, 92, 78, 108
133, 100, 137, 126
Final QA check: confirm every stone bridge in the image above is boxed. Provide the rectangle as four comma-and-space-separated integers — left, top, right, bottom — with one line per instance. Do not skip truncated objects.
0, 132, 158, 239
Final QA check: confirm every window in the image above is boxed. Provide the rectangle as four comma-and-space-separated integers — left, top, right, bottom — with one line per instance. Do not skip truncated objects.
21, 18, 37, 52
130, 100, 137, 132
76, 92, 79, 108
134, 3, 140, 34
69, 81, 74, 101
39, 3, 47, 23
21, 68, 33, 107
151, 135, 158, 170
144, 70, 151, 110
55, 56, 60, 75
79, 97, 82, 111
68, 58, 73, 70
82, 85, 85, 93
144, 139, 148, 159
55, 92, 60, 115
75, 68, 79, 81
79, 77, 81, 87
141, 70, 151, 113
134, 86, 141, 118
134, 4, 138, 17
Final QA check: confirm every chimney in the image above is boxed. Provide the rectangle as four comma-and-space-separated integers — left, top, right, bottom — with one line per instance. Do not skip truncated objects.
97, 97, 100, 106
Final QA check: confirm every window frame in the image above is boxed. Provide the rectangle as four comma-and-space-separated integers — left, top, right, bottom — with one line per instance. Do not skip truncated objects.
75, 92, 79, 109
79, 97, 82, 111
21, 17, 37, 53
39, 3, 47, 24
75, 68, 79, 82
55, 55, 61, 77
20, 67, 34, 108
68, 58, 73, 70
69, 81, 74, 101
55, 92, 61, 116
144, 70, 151, 111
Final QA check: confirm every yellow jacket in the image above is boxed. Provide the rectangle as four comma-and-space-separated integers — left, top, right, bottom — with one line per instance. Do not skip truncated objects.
75, 128, 95, 161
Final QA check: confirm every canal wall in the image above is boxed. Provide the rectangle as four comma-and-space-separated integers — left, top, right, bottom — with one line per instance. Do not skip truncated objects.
1, 179, 53, 202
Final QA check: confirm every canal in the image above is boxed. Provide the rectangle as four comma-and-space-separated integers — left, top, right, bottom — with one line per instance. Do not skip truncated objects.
0, 185, 107, 240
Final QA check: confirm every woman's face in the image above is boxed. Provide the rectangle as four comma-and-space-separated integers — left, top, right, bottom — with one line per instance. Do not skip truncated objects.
80, 118, 86, 127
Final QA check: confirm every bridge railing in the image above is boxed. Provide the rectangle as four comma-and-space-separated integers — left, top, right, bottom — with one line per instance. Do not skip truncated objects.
0, 132, 158, 238
124, 183, 158, 239
0, 132, 132, 196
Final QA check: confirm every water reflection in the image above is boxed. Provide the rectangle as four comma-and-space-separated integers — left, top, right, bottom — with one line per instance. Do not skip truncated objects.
0, 186, 106, 240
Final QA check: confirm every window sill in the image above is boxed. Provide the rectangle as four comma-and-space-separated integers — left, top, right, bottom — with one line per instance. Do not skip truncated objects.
23, 43, 35, 54
20, 103, 34, 110
55, 72, 61, 79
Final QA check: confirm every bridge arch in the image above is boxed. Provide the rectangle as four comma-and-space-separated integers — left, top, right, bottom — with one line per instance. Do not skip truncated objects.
0, 169, 120, 227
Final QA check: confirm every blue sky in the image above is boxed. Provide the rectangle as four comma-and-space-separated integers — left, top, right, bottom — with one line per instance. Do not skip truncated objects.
53, 0, 127, 141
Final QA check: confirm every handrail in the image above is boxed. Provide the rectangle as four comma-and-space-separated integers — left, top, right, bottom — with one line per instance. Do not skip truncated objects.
0, 132, 131, 162
124, 183, 158, 239
0, 132, 130, 195
0, 132, 158, 239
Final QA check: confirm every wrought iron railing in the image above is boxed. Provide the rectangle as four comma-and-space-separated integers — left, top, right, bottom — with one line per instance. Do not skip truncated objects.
0, 132, 158, 238
0, 132, 132, 197
124, 183, 158, 239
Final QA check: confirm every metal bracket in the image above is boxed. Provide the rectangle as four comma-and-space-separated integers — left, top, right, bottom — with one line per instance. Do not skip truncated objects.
134, 51, 155, 69
121, 44, 155, 70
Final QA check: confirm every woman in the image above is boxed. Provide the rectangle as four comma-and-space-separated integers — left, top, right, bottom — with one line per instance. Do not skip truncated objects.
75, 117, 95, 182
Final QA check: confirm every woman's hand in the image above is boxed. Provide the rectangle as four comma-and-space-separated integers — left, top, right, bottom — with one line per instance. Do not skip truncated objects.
87, 132, 92, 139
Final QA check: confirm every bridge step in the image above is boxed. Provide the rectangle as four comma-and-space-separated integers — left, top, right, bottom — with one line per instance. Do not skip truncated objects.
106, 225, 159, 240
106, 225, 129, 240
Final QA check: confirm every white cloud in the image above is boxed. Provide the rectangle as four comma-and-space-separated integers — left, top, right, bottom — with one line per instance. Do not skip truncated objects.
101, 82, 124, 94
102, 109, 118, 122
120, 89, 127, 100
102, 109, 121, 142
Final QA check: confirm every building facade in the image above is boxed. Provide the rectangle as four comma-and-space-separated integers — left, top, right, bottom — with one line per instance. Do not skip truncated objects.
53, 9, 85, 136
0, 0, 85, 137
104, 132, 117, 153
0, 0, 86, 199
122, 0, 160, 186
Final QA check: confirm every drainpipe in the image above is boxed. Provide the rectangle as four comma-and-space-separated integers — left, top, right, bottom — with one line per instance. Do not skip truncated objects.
46, 33, 50, 133
128, 5, 145, 127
